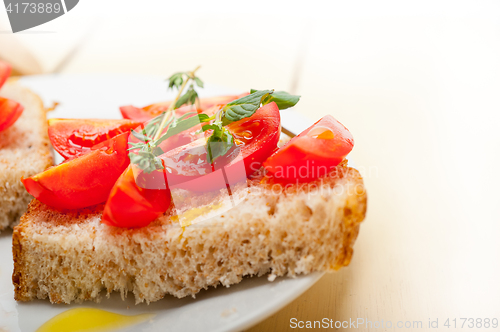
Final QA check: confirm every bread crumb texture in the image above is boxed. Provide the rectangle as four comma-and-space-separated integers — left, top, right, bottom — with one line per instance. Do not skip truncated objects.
0, 83, 53, 230
13, 165, 367, 304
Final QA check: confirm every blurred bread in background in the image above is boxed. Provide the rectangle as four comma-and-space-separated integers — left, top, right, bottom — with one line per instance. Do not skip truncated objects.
0, 83, 53, 230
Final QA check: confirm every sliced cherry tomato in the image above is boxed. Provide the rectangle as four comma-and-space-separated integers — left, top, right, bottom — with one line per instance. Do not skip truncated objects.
0, 61, 11, 89
125, 104, 224, 157
48, 118, 141, 159
120, 94, 247, 122
0, 61, 21, 132
22, 132, 130, 210
0, 97, 24, 132
263, 115, 354, 183
101, 165, 171, 228
158, 102, 281, 192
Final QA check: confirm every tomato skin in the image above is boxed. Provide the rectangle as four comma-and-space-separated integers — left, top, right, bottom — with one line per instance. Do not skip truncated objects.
120, 105, 156, 123
157, 127, 200, 155
0, 62, 23, 132
158, 102, 281, 192
22, 132, 130, 210
0, 97, 24, 132
101, 165, 171, 228
263, 115, 354, 183
125, 104, 224, 158
48, 118, 141, 159
0, 61, 11, 89
120, 94, 247, 122
227, 102, 281, 176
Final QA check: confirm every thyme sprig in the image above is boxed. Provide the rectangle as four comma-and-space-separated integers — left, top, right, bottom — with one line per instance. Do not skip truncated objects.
128, 66, 206, 173
128, 66, 301, 173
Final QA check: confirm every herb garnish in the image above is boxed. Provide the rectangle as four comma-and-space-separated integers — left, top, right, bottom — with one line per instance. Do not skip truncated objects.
127, 66, 301, 172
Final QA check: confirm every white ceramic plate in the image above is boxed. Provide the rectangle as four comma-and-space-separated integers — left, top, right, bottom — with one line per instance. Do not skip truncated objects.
0, 74, 323, 332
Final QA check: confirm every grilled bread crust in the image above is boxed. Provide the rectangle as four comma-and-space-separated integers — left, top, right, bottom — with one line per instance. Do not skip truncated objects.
0, 83, 53, 230
13, 164, 367, 304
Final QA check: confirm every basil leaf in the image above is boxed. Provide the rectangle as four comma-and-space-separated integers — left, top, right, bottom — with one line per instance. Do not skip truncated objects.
263, 91, 300, 110
154, 113, 211, 146
221, 89, 273, 126
206, 127, 234, 163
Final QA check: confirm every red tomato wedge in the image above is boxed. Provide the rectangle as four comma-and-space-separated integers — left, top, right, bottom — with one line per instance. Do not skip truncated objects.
22, 132, 130, 210
263, 115, 354, 183
156, 104, 225, 153
120, 104, 200, 123
101, 165, 171, 228
126, 104, 223, 157
0, 62, 23, 132
120, 94, 247, 122
48, 118, 141, 159
157, 102, 281, 192
0, 97, 24, 132
0, 61, 11, 89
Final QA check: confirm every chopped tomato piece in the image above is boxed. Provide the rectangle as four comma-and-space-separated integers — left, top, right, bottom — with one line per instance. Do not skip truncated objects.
102, 165, 171, 228
120, 105, 167, 123
227, 102, 281, 176
48, 118, 141, 159
0, 62, 23, 132
0, 61, 11, 89
0, 97, 24, 132
157, 124, 202, 154
120, 94, 247, 122
158, 102, 281, 192
157, 105, 225, 153
22, 132, 130, 210
263, 115, 354, 183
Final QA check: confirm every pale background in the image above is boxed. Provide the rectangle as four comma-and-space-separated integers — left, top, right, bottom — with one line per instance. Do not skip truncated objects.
1, 1, 500, 331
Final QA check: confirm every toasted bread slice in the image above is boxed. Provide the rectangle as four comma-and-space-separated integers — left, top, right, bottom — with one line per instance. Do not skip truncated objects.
13, 163, 366, 304
0, 83, 53, 231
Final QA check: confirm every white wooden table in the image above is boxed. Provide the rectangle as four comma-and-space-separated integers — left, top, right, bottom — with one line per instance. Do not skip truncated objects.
1, 1, 499, 331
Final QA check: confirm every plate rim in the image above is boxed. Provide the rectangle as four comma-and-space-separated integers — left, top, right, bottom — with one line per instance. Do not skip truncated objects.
1, 73, 326, 332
